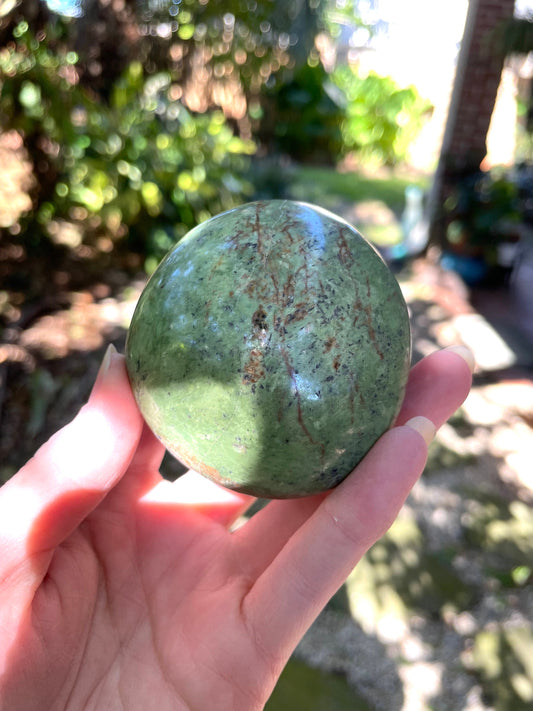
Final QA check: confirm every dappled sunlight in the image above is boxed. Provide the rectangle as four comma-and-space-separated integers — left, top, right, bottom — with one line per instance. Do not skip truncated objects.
17, 286, 141, 359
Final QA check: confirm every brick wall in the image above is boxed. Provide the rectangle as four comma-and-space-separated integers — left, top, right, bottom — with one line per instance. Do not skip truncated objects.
442, 0, 516, 172
429, 0, 516, 243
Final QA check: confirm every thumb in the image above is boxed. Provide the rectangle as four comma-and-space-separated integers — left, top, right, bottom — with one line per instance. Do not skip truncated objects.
0, 346, 144, 587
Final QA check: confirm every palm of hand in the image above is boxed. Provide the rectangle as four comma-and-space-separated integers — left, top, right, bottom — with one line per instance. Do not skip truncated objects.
15, 445, 283, 711
0, 348, 472, 711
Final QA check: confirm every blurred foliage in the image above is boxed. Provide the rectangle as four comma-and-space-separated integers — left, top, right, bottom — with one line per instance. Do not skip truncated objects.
0, 0, 327, 108
56, 60, 255, 266
0, 0, 432, 271
468, 624, 533, 710
443, 169, 521, 260
491, 15, 533, 58
132, 0, 327, 96
323, 0, 383, 45
0, 19, 255, 266
259, 60, 345, 163
257, 61, 431, 167
0, 0, 332, 266
332, 67, 432, 166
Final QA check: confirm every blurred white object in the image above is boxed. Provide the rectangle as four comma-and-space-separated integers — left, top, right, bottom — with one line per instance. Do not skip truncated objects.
400, 185, 429, 257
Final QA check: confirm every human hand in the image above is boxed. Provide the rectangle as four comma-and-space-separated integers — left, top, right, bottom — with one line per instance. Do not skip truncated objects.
0, 344, 473, 711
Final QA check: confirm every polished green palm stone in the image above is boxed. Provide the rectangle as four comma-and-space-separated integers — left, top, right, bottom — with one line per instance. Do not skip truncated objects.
126, 200, 411, 498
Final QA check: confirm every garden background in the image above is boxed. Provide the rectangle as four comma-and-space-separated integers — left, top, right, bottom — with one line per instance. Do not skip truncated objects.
1, 0, 533, 708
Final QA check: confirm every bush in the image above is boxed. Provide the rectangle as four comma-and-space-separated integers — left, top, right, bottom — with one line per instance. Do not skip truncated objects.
443, 169, 521, 258
0, 21, 256, 268
258, 61, 345, 164
256, 61, 432, 168
332, 67, 432, 166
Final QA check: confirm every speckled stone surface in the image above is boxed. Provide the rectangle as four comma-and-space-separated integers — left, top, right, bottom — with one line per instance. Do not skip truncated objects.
126, 200, 411, 498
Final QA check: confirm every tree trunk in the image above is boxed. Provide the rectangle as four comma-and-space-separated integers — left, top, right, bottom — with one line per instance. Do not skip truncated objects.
429, 0, 516, 246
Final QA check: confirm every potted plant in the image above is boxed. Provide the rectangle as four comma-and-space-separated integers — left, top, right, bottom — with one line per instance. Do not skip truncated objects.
441, 169, 521, 285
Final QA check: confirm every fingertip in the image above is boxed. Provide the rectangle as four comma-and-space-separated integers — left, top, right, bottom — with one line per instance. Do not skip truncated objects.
89, 346, 144, 433
397, 346, 473, 429
404, 415, 436, 447
443, 344, 475, 374
90, 345, 128, 401
23, 346, 144, 493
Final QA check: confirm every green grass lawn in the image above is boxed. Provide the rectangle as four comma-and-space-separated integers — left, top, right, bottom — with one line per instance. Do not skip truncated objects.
281, 164, 430, 247
286, 165, 429, 216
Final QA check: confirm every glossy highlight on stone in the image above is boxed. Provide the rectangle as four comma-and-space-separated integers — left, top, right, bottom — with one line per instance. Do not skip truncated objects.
126, 200, 411, 498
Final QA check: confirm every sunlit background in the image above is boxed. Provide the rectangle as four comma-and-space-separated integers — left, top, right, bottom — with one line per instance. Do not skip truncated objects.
2, 1, 533, 709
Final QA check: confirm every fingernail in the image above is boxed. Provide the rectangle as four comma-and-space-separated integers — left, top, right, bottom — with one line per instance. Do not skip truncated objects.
100, 343, 117, 375
87, 345, 122, 406
405, 416, 436, 447
93, 344, 118, 390
444, 345, 475, 373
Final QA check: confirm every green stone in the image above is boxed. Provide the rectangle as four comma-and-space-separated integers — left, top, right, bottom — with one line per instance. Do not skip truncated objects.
126, 200, 411, 498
